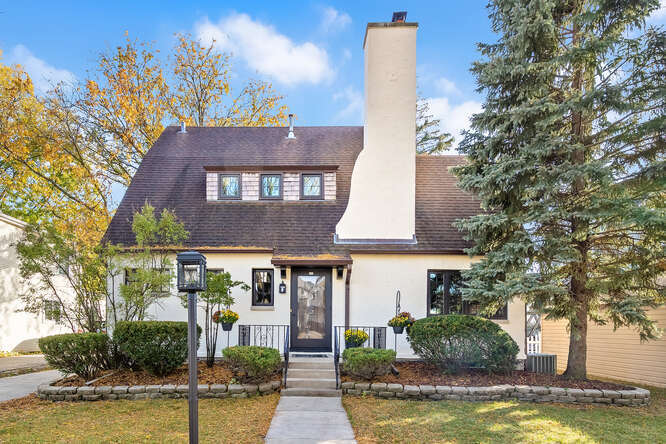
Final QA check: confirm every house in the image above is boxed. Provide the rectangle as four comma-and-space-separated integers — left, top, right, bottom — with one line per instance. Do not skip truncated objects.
104, 14, 527, 360
0, 212, 70, 352
542, 308, 666, 387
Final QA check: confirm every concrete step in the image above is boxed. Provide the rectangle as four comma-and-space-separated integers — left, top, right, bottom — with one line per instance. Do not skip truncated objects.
288, 360, 334, 370
286, 378, 337, 389
280, 388, 342, 397
287, 368, 336, 379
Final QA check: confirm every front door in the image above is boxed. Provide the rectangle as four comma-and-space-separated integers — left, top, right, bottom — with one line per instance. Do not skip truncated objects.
290, 268, 332, 351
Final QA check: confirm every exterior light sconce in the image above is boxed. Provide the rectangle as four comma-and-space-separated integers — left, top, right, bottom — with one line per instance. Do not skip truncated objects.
176, 251, 207, 444
337, 266, 344, 279
279, 281, 287, 294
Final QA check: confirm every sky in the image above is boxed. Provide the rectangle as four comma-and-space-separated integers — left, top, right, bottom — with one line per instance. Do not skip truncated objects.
1, 1, 665, 146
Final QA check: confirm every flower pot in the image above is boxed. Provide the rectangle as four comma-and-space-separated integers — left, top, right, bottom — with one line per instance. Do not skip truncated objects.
221, 322, 233, 331
345, 341, 362, 349
392, 326, 404, 334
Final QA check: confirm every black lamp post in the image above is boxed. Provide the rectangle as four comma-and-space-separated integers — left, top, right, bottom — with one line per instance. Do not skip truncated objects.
176, 251, 207, 444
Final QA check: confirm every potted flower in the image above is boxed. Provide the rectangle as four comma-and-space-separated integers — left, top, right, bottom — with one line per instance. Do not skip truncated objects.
213, 309, 239, 331
344, 329, 369, 348
387, 312, 415, 334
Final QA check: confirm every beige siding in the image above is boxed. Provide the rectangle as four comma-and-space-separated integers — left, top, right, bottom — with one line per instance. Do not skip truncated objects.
241, 173, 260, 200
542, 307, 666, 387
206, 173, 217, 201
324, 172, 336, 200
283, 173, 299, 200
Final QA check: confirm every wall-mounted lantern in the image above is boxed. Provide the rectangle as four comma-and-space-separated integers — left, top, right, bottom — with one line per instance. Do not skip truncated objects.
279, 281, 287, 294
176, 250, 207, 444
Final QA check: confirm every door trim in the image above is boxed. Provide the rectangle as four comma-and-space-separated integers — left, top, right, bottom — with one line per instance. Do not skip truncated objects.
290, 267, 332, 352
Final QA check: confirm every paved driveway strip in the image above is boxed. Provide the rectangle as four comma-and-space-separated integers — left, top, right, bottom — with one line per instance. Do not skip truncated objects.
0, 370, 64, 402
265, 396, 356, 444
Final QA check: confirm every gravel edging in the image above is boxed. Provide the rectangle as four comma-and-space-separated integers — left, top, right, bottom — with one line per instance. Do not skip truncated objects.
38, 380, 282, 402
340, 382, 650, 406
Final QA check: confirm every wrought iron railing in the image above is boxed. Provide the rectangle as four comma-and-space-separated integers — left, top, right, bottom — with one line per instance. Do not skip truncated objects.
283, 326, 290, 386
237, 324, 290, 353
333, 326, 388, 389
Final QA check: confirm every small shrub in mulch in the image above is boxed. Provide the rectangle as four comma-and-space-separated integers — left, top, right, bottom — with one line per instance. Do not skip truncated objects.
223, 346, 282, 383
38, 333, 111, 380
343, 348, 396, 379
341, 361, 631, 390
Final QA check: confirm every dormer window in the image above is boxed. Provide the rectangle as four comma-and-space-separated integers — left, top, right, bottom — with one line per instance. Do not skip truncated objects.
261, 174, 282, 199
218, 174, 241, 199
301, 173, 323, 199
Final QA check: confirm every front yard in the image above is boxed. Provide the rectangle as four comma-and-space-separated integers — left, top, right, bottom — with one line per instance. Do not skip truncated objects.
343, 385, 666, 443
0, 393, 279, 443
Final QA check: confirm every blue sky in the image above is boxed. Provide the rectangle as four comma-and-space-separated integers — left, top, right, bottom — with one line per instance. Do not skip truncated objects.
2, 1, 665, 144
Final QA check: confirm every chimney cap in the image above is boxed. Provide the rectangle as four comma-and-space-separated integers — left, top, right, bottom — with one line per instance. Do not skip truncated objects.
179, 121, 187, 133
287, 114, 295, 139
392, 11, 407, 23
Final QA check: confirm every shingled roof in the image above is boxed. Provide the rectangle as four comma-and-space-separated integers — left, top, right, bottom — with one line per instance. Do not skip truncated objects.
104, 126, 480, 258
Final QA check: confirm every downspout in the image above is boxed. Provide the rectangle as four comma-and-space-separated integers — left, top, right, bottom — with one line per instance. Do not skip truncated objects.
345, 264, 352, 328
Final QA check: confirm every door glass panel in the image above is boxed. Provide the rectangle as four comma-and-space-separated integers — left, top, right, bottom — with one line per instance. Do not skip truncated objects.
296, 274, 326, 339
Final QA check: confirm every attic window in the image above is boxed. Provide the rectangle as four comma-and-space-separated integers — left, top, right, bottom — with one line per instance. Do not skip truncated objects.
261, 174, 282, 199
218, 174, 241, 199
301, 173, 323, 199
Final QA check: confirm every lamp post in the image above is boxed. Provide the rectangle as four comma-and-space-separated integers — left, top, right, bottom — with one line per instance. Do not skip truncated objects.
176, 251, 207, 444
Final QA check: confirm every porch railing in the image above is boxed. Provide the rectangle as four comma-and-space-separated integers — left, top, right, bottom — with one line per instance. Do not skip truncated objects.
237, 324, 290, 386
333, 326, 388, 388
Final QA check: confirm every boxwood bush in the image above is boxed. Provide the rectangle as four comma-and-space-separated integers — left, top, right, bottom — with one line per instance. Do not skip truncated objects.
342, 348, 396, 379
113, 321, 201, 376
408, 314, 519, 374
38, 333, 111, 380
222, 346, 282, 383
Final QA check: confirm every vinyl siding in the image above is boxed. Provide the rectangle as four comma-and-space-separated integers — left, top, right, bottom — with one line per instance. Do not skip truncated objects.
542, 306, 666, 387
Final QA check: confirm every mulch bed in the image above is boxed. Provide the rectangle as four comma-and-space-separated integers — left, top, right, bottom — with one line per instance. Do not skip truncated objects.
55, 361, 239, 387
341, 361, 631, 390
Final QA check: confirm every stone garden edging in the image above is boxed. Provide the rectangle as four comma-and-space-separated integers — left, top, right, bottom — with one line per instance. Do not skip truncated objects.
38, 381, 282, 402
341, 382, 650, 406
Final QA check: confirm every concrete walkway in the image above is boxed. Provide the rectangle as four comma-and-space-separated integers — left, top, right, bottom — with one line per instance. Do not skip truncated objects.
0, 355, 48, 374
0, 370, 64, 402
265, 396, 356, 444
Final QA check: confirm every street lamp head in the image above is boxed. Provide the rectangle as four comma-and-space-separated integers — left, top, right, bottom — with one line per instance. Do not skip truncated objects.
176, 251, 207, 292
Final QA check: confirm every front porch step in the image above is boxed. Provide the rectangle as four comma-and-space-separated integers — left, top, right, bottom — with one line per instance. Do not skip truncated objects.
287, 368, 336, 379
280, 388, 342, 397
288, 360, 333, 370
286, 378, 337, 389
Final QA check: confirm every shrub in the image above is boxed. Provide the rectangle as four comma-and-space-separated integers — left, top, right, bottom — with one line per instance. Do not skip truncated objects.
408, 315, 519, 374
113, 321, 201, 376
222, 346, 282, 383
342, 348, 396, 380
38, 333, 110, 380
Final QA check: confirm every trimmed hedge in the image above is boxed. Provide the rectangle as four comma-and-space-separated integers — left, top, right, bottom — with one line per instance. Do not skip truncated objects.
342, 348, 396, 380
38, 333, 110, 380
408, 315, 519, 374
113, 321, 201, 376
223, 346, 282, 383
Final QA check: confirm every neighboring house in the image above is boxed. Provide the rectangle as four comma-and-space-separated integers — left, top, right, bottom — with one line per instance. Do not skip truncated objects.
542, 308, 666, 387
0, 212, 70, 352
104, 16, 527, 360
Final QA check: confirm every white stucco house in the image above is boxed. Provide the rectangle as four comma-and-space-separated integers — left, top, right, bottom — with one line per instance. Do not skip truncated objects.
0, 212, 70, 352
104, 15, 527, 361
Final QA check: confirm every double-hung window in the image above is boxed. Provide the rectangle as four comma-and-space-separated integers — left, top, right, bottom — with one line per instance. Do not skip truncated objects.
427, 270, 507, 320
218, 174, 241, 199
301, 173, 323, 199
252, 269, 274, 306
261, 174, 282, 199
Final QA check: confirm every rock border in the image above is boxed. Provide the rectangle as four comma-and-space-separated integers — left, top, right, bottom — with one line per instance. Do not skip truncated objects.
38, 381, 282, 402
340, 382, 650, 406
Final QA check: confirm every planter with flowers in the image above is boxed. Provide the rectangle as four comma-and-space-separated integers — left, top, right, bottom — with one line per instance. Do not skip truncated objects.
213, 309, 239, 331
387, 312, 415, 334
344, 329, 369, 348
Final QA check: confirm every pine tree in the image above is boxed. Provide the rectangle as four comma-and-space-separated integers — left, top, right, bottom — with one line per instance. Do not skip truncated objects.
416, 96, 454, 154
454, 0, 665, 378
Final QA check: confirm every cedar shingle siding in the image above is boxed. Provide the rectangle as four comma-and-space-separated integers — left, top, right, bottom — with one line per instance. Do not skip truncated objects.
104, 126, 481, 257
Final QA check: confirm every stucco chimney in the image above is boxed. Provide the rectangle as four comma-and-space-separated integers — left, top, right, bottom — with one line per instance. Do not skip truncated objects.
335, 14, 417, 243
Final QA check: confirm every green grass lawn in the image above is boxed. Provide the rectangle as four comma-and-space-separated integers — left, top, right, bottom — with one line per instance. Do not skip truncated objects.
0, 393, 279, 443
343, 385, 666, 443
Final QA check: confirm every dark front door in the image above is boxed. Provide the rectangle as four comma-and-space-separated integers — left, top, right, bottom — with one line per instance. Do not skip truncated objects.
290, 268, 332, 352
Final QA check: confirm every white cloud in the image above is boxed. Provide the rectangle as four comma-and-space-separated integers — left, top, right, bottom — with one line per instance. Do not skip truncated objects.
5, 45, 75, 94
320, 6, 351, 33
195, 13, 333, 86
333, 86, 363, 122
649, 0, 666, 19
427, 97, 483, 142
434, 77, 461, 96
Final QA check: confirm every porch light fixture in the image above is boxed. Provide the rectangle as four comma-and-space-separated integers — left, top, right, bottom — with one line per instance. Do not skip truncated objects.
176, 251, 207, 444
279, 281, 287, 294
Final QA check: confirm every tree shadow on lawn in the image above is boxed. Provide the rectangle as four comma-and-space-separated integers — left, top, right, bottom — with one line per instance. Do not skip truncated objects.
343, 387, 665, 444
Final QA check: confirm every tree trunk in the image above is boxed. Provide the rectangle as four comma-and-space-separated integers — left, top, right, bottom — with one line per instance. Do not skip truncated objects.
563, 280, 588, 378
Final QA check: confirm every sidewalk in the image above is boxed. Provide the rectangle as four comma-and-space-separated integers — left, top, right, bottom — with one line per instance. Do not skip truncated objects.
265, 396, 356, 444
0, 355, 49, 377
0, 370, 64, 402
